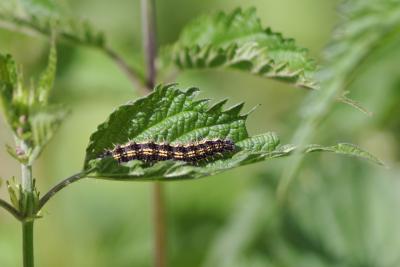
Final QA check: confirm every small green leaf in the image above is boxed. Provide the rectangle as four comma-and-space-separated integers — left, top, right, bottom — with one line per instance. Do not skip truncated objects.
6, 177, 21, 210
5, 144, 28, 164
162, 8, 318, 89
84, 84, 291, 180
37, 38, 57, 104
305, 143, 385, 166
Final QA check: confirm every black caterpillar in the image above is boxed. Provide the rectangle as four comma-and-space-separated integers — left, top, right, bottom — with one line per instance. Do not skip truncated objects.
101, 139, 235, 164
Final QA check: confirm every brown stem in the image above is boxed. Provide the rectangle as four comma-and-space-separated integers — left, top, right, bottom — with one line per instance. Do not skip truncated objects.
140, 0, 166, 266
141, 0, 157, 90
104, 46, 148, 95
153, 183, 166, 267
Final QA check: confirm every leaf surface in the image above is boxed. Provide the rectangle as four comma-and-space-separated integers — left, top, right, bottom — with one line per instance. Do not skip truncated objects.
162, 8, 318, 89
84, 84, 290, 180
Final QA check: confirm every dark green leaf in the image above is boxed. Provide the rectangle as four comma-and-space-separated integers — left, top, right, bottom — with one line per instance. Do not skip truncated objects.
84, 84, 291, 180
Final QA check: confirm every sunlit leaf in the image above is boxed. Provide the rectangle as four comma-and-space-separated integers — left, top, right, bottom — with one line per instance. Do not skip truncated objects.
162, 8, 318, 89
84, 84, 293, 180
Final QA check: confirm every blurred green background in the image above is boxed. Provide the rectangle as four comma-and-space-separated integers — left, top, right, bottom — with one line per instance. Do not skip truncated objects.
1, 0, 400, 266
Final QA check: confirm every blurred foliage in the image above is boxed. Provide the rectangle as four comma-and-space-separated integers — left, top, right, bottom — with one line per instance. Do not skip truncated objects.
204, 159, 400, 267
0, 0, 105, 48
279, 0, 400, 196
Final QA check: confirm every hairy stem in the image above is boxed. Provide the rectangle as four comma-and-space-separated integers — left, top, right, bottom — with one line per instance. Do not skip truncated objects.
140, 1, 166, 267
39, 171, 89, 210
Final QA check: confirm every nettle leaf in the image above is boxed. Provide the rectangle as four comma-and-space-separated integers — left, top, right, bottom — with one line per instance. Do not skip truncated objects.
0, 44, 66, 164
305, 143, 384, 166
84, 84, 294, 180
0, 0, 105, 47
162, 8, 318, 89
84, 85, 380, 181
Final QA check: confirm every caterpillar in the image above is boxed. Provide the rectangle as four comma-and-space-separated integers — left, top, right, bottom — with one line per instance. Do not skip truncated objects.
100, 139, 236, 164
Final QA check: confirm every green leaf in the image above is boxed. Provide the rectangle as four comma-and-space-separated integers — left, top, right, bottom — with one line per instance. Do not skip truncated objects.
0, 53, 28, 136
6, 177, 21, 210
0, 44, 66, 164
0, 0, 145, 90
37, 38, 57, 105
84, 84, 293, 180
162, 8, 318, 89
305, 143, 384, 166
0, 0, 106, 48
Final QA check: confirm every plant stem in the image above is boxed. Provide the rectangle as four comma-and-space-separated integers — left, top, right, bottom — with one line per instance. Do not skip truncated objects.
140, 1, 166, 267
39, 171, 89, 210
21, 164, 33, 192
0, 198, 22, 220
21, 163, 34, 267
141, 0, 157, 90
22, 220, 34, 267
153, 183, 166, 267
104, 46, 148, 94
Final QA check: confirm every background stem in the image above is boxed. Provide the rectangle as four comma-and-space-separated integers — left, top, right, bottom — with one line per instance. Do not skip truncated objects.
140, 1, 166, 267
141, 0, 157, 90
153, 183, 166, 267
